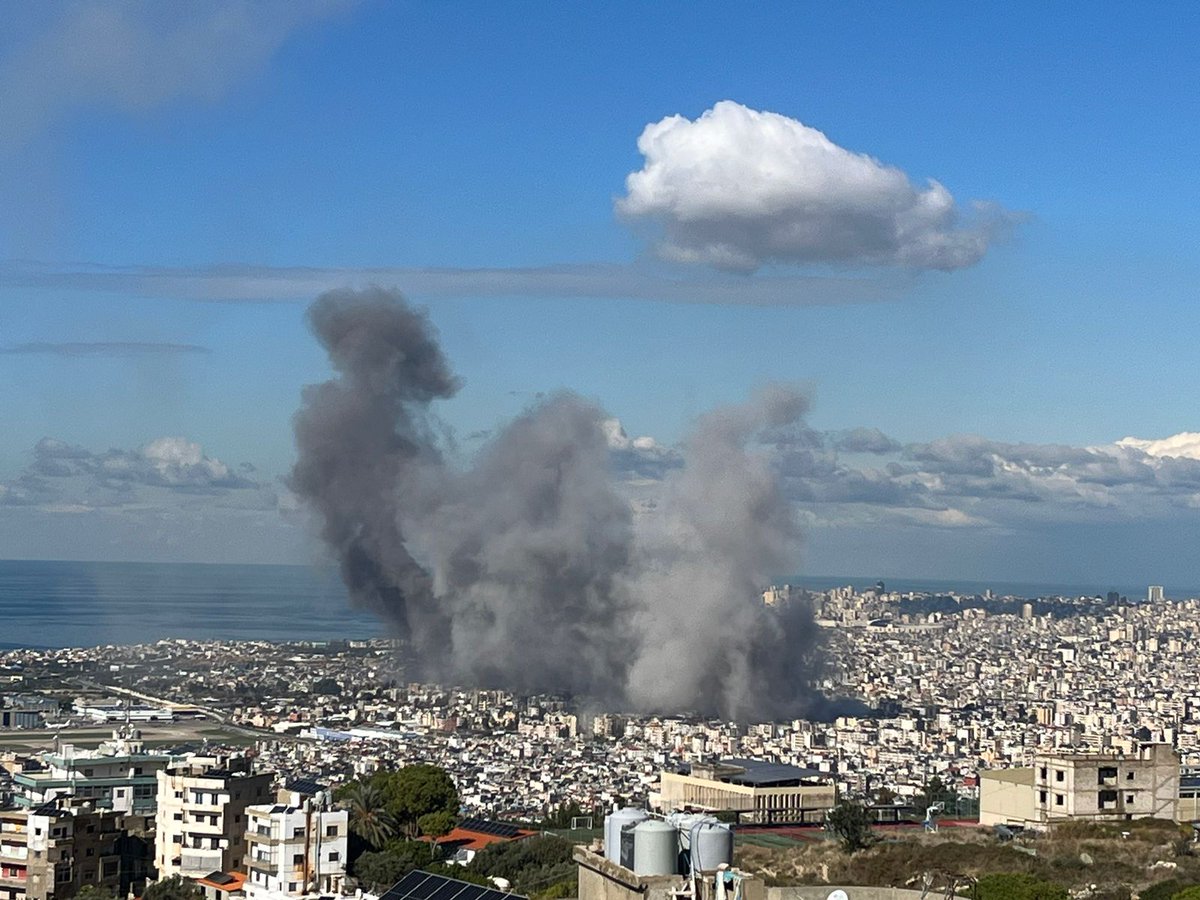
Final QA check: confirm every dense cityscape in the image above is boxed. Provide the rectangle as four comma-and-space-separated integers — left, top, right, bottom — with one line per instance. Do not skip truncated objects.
4, 582, 1200, 821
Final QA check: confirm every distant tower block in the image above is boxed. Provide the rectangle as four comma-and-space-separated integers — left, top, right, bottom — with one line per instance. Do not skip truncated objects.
1148, 585, 1165, 603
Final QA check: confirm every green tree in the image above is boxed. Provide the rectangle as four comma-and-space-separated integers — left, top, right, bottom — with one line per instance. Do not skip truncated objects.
353, 842, 437, 893
143, 876, 203, 900
542, 801, 584, 829
1172, 888, 1200, 900
339, 781, 398, 850
826, 800, 874, 852
418, 811, 457, 838
467, 835, 576, 896
370, 765, 460, 838
915, 776, 955, 813
74, 887, 119, 900
974, 873, 1068, 900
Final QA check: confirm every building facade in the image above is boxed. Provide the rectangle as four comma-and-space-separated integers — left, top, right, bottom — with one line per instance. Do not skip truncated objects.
12, 731, 169, 815
155, 760, 273, 880
981, 743, 1181, 827
657, 759, 836, 824
243, 781, 346, 899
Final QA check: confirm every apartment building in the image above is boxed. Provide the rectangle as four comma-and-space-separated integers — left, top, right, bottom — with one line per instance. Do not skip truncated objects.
656, 759, 836, 824
12, 730, 169, 814
155, 759, 273, 880
981, 743, 1181, 826
244, 780, 347, 899
0, 810, 27, 900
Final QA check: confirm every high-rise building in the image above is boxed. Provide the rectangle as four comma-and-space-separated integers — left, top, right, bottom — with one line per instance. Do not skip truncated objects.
154, 757, 272, 880
1148, 585, 1165, 603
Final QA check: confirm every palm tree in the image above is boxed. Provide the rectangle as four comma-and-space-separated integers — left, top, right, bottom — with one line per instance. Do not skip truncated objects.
340, 782, 398, 850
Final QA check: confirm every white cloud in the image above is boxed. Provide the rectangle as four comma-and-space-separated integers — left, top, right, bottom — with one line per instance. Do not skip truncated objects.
0, 0, 353, 151
617, 100, 1015, 273
1116, 432, 1200, 461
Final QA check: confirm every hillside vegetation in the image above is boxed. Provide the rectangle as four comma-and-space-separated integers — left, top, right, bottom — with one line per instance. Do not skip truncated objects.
734, 819, 1200, 900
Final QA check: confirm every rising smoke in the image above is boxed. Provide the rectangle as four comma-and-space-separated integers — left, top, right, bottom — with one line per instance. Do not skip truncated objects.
291, 287, 824, 721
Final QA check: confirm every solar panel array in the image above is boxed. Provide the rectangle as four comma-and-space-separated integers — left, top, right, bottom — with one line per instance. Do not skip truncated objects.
457, 818, 524, 838
285, 777, 326, 796
380, 870, 525, 900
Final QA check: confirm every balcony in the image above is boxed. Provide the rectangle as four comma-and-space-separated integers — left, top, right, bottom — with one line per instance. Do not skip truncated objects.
179, 849, 224, 877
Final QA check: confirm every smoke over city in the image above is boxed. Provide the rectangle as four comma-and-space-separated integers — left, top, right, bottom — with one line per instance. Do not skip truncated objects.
291, 287, 823, 721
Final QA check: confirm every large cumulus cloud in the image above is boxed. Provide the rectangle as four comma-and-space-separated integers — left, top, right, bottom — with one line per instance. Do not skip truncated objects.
617, 100, 1015, 273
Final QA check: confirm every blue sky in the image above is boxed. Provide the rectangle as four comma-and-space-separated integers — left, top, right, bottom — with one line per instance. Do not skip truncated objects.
3, 1, 1200, 585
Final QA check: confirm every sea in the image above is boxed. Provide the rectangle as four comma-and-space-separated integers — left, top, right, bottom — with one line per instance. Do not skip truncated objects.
0, 559, 1191, 650
0, 559, 383, 650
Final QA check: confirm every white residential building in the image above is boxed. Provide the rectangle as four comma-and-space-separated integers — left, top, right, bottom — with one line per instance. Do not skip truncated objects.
244, 781, 347, 899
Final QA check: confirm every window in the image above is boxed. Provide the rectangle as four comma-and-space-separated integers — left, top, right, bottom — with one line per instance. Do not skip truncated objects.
86, 848, 94, 857
1055, 770, 1065, 782
289, 885, 297, 892
1127, 771, 1136, 781
102, 859, 119, 878
173, 813, 182, 821
173, 836, 182, 844
293, 854, 304, 865
1039, 791, 1047, 803
1126, 794, 1135, 804
328, 852, 339, 862
1039, 767, 1047, 779
1099, 767, 1118, 785
1099, 790, 1118, 809
83, 769, 94, 777
134, 767, 143, 775
1055, 794, 1064, 806
326, 825, 338, 837
292, 828, 304, 838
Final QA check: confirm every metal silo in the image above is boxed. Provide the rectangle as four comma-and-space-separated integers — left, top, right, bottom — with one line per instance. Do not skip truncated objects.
632, 819, 679, 876
689, 820, 734, 872
604, 807, 648, 865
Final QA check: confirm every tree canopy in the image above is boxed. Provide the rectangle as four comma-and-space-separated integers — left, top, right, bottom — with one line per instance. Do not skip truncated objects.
143, 876, 203, 900
338, 764, 460, 841
827, 800, 874, 852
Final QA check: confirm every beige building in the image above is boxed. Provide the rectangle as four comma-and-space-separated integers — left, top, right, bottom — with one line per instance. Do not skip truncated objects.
155, 758, 273, 880
981, 743, 1181, 827
657, 759, 835, 825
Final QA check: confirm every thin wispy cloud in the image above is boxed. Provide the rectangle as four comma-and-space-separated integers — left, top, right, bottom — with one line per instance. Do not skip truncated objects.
0, 341, 210, 357
0, 260, 911, 307
0, 0, 355, 152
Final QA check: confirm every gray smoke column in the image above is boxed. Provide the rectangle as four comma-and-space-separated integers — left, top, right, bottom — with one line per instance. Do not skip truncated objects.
289, 287, 457, 666
623, 385, 816, 720
291, 286, 824, 720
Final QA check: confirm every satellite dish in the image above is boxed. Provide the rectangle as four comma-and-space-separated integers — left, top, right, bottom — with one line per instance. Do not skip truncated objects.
828, 891, 850, 900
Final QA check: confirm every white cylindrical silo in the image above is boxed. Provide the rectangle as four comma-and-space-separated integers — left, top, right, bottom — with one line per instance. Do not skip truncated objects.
689, 821, 733, 872
605, 808, 648, 865
633, 819, 679, 876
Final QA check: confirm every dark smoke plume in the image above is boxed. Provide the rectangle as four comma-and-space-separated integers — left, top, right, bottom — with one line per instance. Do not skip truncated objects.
291, 286, 824, 719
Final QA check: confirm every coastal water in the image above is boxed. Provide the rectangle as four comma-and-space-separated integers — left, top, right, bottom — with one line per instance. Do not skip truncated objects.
0, 559, 383, 649
0, 559, 1191, 650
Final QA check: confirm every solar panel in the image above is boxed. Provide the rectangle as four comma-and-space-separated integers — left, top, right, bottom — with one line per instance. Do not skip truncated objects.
286, 777, 325, 796
457, 818, 523, 838
380, 870, 526, 900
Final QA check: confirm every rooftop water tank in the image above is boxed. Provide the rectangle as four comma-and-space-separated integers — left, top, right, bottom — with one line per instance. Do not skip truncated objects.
633, 819, 679, 876
605, 807, 648, 865
689, 821, 733, 873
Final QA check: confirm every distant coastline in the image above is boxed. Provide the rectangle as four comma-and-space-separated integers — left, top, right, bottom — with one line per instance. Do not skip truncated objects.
0, 558, 1189, 651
